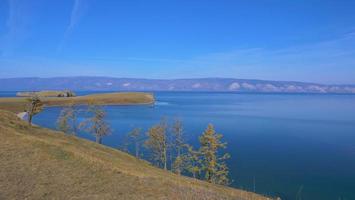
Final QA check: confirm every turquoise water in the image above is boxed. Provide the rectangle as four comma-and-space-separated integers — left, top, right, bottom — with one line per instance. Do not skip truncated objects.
7, 92, 355, 199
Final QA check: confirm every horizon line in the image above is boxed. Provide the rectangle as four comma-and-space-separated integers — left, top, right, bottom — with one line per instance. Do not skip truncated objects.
1, 76, 354, 86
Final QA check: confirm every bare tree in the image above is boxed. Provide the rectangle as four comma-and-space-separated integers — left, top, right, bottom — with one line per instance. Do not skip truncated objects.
57, 103, 79, 135
57, 108, 71, 133
171, 119, 186, 175
80, 104, 111, 144
126, 128, 144, 158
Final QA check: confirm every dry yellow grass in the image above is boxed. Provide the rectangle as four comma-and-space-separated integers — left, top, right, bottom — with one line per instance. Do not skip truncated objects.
0, 110, 274, 200
0, 92, 155, 113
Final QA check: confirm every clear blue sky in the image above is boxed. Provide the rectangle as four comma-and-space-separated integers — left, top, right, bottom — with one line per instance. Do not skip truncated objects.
0, 0, 355, 84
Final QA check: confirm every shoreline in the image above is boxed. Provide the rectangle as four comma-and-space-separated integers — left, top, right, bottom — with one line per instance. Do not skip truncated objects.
16, 112, 27, 120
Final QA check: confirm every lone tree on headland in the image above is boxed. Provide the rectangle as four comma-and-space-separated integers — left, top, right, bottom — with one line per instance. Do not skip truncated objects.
26, 95, 43, 126
80, 104, 111, 144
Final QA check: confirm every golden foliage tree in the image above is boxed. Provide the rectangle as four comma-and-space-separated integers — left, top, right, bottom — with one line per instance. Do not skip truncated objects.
199, 124, 230, 185
145, 119, 168, 170
183, 145, 201, 178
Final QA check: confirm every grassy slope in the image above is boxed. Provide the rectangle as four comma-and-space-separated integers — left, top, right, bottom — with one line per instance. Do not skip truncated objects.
0, 110, 272, 200
0, 92, 155, 113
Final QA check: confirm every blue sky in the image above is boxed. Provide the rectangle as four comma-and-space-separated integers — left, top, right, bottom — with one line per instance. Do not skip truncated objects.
0, 0, 355, 84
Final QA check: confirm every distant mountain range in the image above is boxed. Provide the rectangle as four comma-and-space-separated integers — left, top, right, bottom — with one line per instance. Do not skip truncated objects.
1, 77, 355, 94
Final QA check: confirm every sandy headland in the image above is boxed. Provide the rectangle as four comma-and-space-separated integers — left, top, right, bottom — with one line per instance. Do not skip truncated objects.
0, 92, 155, 113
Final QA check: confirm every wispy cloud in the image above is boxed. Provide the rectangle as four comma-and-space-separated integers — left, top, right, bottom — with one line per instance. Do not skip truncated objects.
80, 31, 355, 66
0, 0, 33, 56
168, 32, 355, 83
49, 31, 355, 83
78, 56, 209, 65
57, 0, 89, 53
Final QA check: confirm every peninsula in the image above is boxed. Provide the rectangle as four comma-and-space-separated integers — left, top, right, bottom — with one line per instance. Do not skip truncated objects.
0, 92, 155, 113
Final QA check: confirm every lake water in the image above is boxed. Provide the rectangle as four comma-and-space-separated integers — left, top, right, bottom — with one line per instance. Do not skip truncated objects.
5, 91, 355, 199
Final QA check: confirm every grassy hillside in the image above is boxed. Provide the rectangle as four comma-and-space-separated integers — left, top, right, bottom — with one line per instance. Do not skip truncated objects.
0, 110, 273, 200
0, 92, 155, 113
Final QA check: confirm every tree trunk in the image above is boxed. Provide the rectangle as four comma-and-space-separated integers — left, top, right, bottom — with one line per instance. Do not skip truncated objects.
135, 142, 139, 158
28, 113, 32, 126
72, 117, 77, 135
96, 135, 102, 144
163, 147, 167, 170
206, 171, 212, 183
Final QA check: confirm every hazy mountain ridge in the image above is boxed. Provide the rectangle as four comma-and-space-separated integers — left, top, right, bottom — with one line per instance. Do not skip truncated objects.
1, 77, 355, 93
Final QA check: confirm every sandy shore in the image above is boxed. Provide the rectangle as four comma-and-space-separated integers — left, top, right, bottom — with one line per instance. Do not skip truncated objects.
16, 112, 28, 120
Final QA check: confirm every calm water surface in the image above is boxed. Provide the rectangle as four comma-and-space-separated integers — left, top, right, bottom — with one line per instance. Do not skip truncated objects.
7, 92, 355, 200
